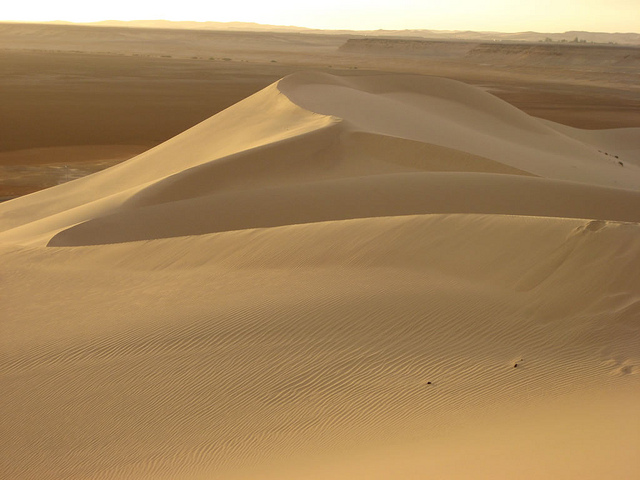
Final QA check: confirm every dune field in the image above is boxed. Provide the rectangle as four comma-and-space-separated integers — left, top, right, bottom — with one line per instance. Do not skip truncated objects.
2, 23, 640, 200
1, 69, 639, 479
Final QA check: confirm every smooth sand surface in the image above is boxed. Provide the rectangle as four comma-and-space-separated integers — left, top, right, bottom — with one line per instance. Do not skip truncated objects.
2, 24, 639, 198
1, 72, 639, 479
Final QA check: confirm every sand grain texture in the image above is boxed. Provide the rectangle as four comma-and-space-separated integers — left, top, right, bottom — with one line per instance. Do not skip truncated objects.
1, 73, 639, 479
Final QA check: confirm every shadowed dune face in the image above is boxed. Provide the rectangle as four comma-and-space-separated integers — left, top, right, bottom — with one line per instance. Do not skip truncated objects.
2, 29, 639, 199
1, 72, 639, 246
1, 72, 639, 479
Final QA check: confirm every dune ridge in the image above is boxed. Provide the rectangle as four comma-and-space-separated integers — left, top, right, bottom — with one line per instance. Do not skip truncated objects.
1, 72, 639, 246
1, 72, 639, 479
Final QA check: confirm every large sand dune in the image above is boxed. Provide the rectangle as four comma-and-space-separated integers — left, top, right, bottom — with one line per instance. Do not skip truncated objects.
1, 73, 639, 479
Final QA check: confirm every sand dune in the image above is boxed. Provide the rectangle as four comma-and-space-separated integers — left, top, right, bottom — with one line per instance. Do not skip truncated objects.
1, 73, 639, 479
2, 72, 639, 246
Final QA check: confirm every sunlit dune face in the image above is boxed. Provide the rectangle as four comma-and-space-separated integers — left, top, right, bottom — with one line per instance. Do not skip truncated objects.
2, 71, 640, 478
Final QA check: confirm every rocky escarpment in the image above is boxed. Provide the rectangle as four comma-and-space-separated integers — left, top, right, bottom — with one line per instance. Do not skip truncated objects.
340, 38, 640, 67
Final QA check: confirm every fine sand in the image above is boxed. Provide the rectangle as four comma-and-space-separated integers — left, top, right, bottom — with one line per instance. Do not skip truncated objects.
1, 70, 639, 479
2, 23, 640, 199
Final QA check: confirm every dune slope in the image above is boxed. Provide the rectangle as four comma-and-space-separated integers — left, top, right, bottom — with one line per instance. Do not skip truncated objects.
1, 73, 639, 479
1, 72, 640, 246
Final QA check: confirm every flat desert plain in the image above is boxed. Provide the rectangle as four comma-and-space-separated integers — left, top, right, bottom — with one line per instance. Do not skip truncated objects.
1, 23, 640, 479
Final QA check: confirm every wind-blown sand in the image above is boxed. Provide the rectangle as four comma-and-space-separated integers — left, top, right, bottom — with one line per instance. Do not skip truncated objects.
1, 72, 639, 479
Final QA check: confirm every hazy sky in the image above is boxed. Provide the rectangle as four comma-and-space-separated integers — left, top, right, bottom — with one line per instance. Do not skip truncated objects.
2, 0, 638, 33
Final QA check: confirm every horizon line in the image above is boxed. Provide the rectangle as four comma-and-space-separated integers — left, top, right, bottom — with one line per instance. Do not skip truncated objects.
1, 19, 639, 36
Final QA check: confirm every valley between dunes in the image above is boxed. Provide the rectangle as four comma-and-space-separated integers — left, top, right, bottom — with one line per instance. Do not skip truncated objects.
1, 72, 639, 479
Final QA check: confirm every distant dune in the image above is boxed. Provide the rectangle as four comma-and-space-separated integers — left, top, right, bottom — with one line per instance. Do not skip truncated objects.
1, 73, 639, 479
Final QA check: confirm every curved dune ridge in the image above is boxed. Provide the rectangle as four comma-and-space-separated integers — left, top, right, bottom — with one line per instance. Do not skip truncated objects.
1, 71, 640, 246
1, 73, 639, 479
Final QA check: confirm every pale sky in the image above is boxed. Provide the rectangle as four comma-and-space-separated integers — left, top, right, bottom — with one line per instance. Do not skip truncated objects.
2, 0, 638, 33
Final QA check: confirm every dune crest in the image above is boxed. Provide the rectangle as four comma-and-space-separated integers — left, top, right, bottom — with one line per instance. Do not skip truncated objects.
1, 73, 639, 479
1, 72, 639, 246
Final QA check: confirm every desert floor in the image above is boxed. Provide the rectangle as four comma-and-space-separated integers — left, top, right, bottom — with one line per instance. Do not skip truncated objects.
1, 24, 639, 479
